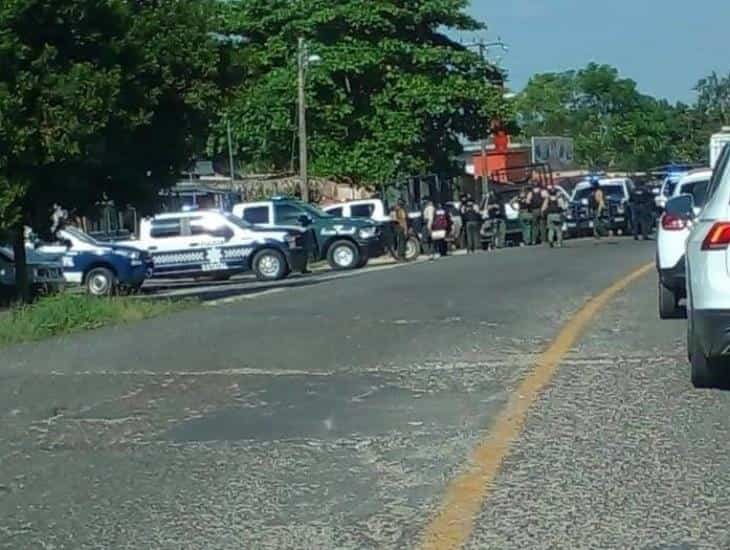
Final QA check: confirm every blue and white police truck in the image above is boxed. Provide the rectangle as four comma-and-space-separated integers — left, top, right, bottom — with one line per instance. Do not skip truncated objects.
40, 226, 153, 296
125, 210, 308, 282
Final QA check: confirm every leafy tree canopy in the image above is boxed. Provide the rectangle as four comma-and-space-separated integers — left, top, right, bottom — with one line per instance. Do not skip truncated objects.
0, 0, 223, 233
212, 0, 511, 186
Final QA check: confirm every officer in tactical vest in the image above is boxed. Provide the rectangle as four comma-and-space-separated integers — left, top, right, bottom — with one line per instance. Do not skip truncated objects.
542, 187, 567, 248
527, 184, 544, 245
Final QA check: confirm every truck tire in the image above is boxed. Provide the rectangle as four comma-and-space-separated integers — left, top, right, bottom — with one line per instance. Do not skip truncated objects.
659, 281, 681, 319
404, 236, 421, 262
253, 249, 288, 281
327, 240, 360, 270
85, 267, 116, 297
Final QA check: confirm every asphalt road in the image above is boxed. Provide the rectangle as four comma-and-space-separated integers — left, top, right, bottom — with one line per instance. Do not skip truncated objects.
2, 238, 725, 549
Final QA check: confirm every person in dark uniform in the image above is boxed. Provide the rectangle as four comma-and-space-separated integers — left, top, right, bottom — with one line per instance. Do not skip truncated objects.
526, 184, 544, 245
462, 200, 482, 253
515, 188, 532, 246
542, 187, 567, 247
629, 186, 653, 240
486, 191, 507, 249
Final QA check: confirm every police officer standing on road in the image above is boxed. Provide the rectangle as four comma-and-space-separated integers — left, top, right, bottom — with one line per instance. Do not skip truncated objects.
629, 185, 653, 241
542, 187, 567, 248
462, 200, 482, 254
527, 183, 544, 245
486, 191, 507, 249
590, 179, 606, 239
391, 199, 409, 259
515, 188, 532, 246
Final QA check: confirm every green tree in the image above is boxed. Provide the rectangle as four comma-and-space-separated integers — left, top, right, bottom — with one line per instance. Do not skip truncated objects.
0, 0, 222, 299
212, 0, 510, 186
516, 63, 678, 171
696, 71, 730, 125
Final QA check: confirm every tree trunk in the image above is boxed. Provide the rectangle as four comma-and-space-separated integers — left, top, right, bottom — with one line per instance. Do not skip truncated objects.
12, 225, 31, 303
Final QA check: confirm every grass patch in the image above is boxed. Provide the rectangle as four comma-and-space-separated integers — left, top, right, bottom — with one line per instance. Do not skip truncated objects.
0, 293, 194, 348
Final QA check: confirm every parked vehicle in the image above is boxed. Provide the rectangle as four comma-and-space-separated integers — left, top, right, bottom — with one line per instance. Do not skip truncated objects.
565, 178, 633, 237
321, 199, 422, 261
38, 226, 153, 296
655, 169, 712, 318
125, 210, 308, 282
233, 198, 382, 270
679, 144, 730, 387
0, 246, 65, 303
711, 128, 730, 169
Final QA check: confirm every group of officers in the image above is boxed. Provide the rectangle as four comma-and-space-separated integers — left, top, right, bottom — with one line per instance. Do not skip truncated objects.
386, 176, 658, 258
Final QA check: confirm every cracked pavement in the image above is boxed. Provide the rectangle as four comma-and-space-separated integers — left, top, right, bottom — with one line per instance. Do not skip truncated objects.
2, 238, 714, 549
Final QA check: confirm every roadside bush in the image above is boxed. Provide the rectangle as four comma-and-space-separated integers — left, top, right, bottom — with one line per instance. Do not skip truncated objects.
0, 294, 193, 347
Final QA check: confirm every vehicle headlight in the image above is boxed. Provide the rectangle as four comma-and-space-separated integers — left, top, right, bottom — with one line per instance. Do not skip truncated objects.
119, 249, 141, 262
0, 267, 15, 278
358, 226, 378, 240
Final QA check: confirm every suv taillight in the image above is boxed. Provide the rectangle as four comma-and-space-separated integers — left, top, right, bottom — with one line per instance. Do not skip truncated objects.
661, 214, 687, 231
702, 222, 730, 250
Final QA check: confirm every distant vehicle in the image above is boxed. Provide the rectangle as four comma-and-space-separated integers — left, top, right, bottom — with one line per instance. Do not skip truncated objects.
655, 173, 689, 211
0, 246, 65, 303
321, 199, 422, 261
38, 227, 153, 296
680, 143, 730, 387
655, 169, 712, 319
233, 198, 382, 270
125, 210, 308, 282
565, 178, 633, 237
710, 128, 730, 169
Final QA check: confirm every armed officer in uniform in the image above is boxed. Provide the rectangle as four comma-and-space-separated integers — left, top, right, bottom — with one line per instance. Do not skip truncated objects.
629, 185, 654, 241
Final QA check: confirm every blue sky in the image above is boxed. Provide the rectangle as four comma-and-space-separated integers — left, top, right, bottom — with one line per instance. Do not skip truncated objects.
466, 0, 730, 103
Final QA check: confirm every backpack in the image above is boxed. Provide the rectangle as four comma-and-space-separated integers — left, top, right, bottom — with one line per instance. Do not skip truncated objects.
432, 211, 450, 231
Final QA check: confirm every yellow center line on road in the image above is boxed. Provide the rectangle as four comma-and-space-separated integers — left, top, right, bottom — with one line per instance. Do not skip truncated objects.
419, 261, 654, 550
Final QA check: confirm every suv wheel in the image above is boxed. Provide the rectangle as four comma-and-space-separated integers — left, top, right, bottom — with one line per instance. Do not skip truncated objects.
327, 240, 360, 270
658, 282, 681, 319
85, 267, 116, 297
253, 249, 288, 281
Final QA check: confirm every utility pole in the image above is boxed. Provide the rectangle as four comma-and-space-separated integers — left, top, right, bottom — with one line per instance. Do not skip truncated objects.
227, 118, 236, 185
297, 37, 309, 203
463, 39, 508, 201
296, 38, 322, 203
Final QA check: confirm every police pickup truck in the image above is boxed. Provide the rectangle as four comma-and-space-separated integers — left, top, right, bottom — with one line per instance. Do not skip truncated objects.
124, 210, 308, 282
39, 226, 153, 296
321, 199, 422, 261
232, 198, 382, 270
565, 178, 633, 237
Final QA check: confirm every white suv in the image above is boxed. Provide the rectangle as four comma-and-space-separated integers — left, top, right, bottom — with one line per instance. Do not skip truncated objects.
125, 210, 308, 282
656, 169, 712, 318
676, 145, 730, 387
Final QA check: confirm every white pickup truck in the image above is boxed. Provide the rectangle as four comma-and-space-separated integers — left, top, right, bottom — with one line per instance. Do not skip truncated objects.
125, 210, 309, 281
